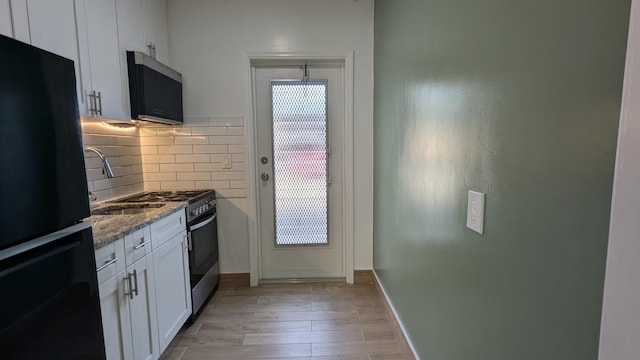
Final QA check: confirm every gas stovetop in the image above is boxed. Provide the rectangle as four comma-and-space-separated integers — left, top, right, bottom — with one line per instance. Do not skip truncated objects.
110, 190, 214, 203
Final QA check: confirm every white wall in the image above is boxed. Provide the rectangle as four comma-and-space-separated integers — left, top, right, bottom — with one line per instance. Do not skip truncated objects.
599, 0, 640, 358
166, 0, 374, 271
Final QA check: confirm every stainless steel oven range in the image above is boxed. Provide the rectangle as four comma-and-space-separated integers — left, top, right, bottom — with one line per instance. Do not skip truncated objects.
111, 190, 219, 319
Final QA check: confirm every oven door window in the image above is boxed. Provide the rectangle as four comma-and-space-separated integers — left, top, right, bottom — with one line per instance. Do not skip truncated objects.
189, 213, 218, 285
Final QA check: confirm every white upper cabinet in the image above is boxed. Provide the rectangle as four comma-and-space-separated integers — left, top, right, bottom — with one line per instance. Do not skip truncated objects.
77, 0, 128, 121
7, 0, 29, 42
3, 0, 169, 122
0, 0, 12, 37
142, 0, 169, 64
15, 0, 88, 117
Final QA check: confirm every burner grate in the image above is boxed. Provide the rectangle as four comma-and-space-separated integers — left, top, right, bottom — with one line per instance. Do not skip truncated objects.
110, 190, 211, 203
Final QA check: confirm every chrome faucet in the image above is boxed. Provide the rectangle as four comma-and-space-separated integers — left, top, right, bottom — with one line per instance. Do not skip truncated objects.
83, 146, 115, 178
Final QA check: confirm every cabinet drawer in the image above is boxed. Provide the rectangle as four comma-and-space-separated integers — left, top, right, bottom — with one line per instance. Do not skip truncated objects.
150, 210, 186, 249
124, 226, 152, 267
95, 237, 125, 284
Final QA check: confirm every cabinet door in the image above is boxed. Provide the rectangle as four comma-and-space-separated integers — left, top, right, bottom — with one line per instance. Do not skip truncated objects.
153, 231, 191, 352
22, 0, 89, 119
129, 255, 159, 360
142, 0, 169, 64
7, 0, 29, 42
0, 0, 12, 37
82, 0, 127, 120
99, 270, 134, 360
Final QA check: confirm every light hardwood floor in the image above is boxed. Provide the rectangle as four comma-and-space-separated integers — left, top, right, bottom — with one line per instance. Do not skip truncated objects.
160, 271, 415, 360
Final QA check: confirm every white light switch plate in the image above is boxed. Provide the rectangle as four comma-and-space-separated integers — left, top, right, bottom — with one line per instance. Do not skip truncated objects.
467, 191, 485, 234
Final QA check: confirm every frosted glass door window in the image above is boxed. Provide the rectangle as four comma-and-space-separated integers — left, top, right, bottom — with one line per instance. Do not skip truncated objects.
270, 81, 328, 245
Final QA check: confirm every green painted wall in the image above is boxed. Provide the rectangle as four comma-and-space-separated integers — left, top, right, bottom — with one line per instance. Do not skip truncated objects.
373, 1, 631, 359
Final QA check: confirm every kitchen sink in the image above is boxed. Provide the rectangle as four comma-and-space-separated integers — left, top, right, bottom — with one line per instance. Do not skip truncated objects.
91, 203, 165, 216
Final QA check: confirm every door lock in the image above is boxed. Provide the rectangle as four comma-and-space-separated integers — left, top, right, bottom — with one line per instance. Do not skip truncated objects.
261, 172, 270, 181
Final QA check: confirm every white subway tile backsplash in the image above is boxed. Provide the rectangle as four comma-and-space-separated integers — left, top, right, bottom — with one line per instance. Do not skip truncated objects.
141, 146, 158, 155
194, 163, 223, 172
231, 154, 246, 162
160, 163, 194, 173
175, 154, 211, 163
143, 154, 176, 163
193, 144, 227, 154
94, 177, 122, 191
83, 122, 143, 202
145, 181, 162, 190
160, 181, 195, 190
146, 172, 177, 181
141, 136, 174, 146
137, 123, 248, 198
215, 188, 248, 198
230, 180, 247, 189
174, 136, 209, 145
111, 166, 133, 177
195, 180, 230, 189
142, 164, 160, 173
155, 127, 192, 136
226, 126, 244, 136
157, 145, 193, 154
109, 185, 135, 198
119, 156, 143, 166
138, 128, 157, 137
177, 172, 211, 181
210, 135, 245, 145
211, 172, 246, 181
191, 126, 227, 136
121, 174, 144, 186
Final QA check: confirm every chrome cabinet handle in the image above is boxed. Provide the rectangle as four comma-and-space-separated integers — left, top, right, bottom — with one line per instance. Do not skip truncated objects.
132, 270, 139, 297
261, 172, 269, 181
96, 91, 102, 116
96, 257, 118, 272
133, 239, 150, 250
124, 273, 134, 300
87, 91, 97, 116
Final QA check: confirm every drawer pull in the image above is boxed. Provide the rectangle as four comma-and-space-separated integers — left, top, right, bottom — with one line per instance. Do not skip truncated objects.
133, 239, 151, 250
96, 257, 118, 272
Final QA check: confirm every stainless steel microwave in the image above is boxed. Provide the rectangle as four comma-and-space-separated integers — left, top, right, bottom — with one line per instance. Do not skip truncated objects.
126, 51, 183, 125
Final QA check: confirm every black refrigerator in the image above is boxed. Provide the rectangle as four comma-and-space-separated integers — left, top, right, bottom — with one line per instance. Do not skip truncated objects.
0, 34, 106, 359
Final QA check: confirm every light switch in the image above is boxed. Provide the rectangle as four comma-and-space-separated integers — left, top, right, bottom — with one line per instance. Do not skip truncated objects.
466, 190, 485, 234
222, 154, 232, 169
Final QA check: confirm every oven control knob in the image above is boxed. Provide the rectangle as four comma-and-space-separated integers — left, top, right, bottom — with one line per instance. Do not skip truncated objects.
191, 209, 198, 216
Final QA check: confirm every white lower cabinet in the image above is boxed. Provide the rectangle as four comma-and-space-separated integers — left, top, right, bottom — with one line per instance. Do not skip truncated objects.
96, 212, 190, 360
153, 230, 191, 353
128, 254, 159, 360
98, 236, 158, 360
99, 268, 134, 360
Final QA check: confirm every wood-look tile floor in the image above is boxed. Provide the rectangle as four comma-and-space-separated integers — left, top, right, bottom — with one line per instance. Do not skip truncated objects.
160, 272, 415, 360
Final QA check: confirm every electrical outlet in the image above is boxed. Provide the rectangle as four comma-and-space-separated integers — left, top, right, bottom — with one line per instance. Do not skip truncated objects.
466, 190, 485, 234
222, 154, 232, 169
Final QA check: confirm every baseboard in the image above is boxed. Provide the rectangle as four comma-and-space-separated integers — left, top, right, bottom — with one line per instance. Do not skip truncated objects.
370, 269, 420, 360
219, 273, 250, 288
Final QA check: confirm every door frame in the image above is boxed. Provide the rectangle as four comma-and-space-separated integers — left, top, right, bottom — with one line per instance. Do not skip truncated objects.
243, 51, 355, 286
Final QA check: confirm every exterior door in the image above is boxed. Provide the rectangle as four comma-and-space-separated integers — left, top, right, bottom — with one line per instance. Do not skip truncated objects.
255, 64, 344, 280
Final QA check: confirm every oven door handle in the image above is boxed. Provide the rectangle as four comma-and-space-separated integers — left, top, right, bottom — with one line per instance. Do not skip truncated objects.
190, 213, 216, 231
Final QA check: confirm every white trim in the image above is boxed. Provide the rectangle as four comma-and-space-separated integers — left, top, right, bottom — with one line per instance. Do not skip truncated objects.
243, 51, 355, 286
372, 269, 421, 360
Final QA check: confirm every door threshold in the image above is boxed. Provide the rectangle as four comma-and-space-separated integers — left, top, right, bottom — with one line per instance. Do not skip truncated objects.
259, 277, 346, 284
